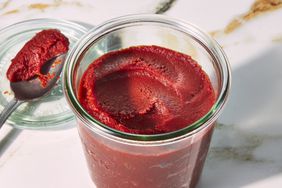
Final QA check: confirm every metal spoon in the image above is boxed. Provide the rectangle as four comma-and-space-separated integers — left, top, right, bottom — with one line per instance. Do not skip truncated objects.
0, 54, 66, 128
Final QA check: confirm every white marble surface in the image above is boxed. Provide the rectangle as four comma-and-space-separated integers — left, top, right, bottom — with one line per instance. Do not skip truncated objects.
1, 0, 282, 187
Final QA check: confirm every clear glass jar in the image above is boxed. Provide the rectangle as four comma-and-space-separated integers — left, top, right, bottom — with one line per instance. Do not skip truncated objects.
64, 14, 231, 188
0, 18, 89, 129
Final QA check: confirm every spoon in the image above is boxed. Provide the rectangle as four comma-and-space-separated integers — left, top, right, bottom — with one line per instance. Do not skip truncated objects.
0, 54, 66, 128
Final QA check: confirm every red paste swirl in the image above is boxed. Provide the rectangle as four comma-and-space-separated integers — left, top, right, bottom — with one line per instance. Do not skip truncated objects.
79, 45, 215, 134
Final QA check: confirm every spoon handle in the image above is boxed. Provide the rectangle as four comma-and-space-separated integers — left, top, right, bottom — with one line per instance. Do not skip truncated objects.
0, 98, 23, 129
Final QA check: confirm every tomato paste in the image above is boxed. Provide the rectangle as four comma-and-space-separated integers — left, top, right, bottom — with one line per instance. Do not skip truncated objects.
78, 45, 215, 134
7, 29, 69, 82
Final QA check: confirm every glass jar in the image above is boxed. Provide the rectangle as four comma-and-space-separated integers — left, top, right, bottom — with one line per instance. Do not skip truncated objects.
0, 18, 89, 129
64, 14, 231, 188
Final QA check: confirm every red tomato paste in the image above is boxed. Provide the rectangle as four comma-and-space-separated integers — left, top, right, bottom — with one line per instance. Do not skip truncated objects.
79, 45, 215, 134
79, 122, 214, 188
6, 29, 69, 83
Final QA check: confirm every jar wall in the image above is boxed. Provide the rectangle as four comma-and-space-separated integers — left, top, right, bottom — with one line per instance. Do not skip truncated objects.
78, 118, 215, 188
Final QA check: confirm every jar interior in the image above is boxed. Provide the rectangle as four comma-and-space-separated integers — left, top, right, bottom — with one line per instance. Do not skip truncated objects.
74, 23, 221, 100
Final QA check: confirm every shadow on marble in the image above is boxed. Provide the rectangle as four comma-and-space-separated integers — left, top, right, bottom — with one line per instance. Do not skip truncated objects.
198, 44, 282, 188
0, 128, 22, 158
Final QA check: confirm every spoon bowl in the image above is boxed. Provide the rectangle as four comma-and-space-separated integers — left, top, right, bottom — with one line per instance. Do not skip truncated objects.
0, 54, 66, 128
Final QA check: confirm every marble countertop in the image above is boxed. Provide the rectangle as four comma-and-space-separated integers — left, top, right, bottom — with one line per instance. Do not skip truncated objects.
1, 0, 282, 187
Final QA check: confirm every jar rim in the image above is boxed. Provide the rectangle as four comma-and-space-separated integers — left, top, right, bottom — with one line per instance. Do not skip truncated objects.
63, 14, 231, 144
0, 18, 88, 39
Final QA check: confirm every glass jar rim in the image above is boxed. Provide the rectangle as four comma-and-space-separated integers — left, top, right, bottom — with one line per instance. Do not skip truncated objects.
63, 14, 231, 144
0, 18, 88, 38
